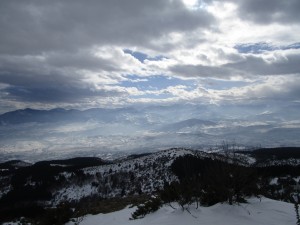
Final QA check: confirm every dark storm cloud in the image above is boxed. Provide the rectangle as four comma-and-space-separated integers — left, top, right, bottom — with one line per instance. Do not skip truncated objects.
0, 51, 127, 103
46, 50, 120, 72
0, 0, 216, 106
3, 85, 125, 103
229, 0, 300, 24
0, 47, 133, 103
0, 72, 126, 103
224, 54, 300, 76
0, 0, 215, 55
0, 0, 299, 111
170, 52, 300, 78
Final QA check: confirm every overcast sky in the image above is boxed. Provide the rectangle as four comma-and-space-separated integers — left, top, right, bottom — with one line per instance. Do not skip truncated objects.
0, 0, 300, 114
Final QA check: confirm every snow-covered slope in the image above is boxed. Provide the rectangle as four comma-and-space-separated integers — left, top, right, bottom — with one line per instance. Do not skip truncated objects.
51, 148, 259, 205
66, 197, 296, 225
52, 148, 202, 205
1, 147, 300, 224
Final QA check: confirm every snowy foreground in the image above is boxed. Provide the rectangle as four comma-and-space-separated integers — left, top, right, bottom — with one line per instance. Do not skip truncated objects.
66, 197, 296, 225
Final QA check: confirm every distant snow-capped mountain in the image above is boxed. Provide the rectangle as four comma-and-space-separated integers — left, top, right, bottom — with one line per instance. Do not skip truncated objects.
160, 118, 217, 132
0, 107, 143, 125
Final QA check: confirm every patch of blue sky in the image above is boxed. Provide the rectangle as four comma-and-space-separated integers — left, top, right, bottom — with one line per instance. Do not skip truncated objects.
234, 42, 300, 54
283, 42, 300, 50
234, 42, 277, 54
121, 75, 197, 91
123, 49, 167, 63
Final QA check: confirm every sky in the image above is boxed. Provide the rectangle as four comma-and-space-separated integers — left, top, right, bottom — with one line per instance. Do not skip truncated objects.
0, 0, 300, 114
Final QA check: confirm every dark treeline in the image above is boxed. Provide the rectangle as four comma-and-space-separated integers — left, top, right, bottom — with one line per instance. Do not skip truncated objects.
238, 147, 300, 161
132, 154, 300, 219
144, 154, 260, 215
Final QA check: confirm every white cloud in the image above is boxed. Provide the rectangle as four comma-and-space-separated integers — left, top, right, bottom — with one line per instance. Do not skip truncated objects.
0, 0, 299, 113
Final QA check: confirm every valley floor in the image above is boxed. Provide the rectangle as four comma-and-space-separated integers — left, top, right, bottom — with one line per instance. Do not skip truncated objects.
66, 197, 296, 225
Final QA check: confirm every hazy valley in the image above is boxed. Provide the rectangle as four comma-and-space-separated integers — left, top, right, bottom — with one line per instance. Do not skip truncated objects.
1, 105, 300, 162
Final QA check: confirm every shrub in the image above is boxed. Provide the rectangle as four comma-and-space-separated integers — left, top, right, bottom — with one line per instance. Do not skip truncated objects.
131, 196, 162, 220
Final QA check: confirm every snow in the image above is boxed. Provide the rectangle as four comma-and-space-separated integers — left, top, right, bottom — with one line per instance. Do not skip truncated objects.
0, 184, 11, 199
270, 177, 278, 185
294, 176, 300, 183
53, 184, 97, 205
3, 222, 21, 225
49, 148, 291, 206
51, 149, 197, 205
66, 197, 296, 225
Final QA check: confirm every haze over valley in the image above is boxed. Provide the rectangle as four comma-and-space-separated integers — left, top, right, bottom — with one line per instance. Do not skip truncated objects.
1, 103, 300, 162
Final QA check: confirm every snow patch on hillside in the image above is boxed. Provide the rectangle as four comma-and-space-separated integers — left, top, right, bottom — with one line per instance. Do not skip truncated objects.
67, 197, 296, 225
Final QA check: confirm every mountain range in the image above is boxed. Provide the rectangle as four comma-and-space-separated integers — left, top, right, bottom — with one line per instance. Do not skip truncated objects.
1, 106, 300, 163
